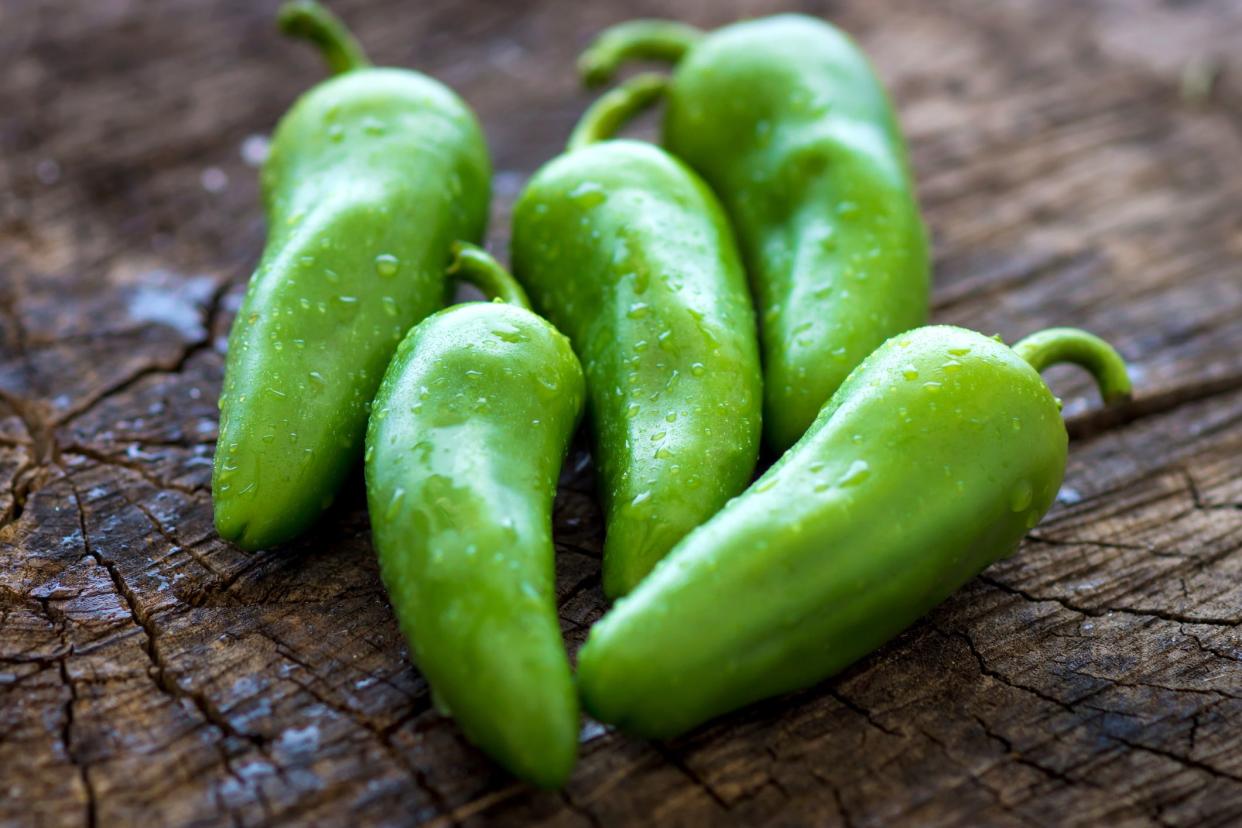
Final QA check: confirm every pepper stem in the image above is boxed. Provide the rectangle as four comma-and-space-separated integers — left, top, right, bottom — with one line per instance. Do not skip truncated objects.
1012, 327, 1132, 404
447, 242, 532, 311
567, 73, 668, 152
278, 1, 372, 76
578, 20, 703, 87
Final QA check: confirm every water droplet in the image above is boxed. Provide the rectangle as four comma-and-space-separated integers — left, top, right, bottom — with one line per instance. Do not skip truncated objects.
382, 296, 398, 317
690, 362, 705, 376
431, 686, 451, 716
923, 381, 942, 393
1005, 479, 1038, 519
631, 491, 652, 507
838, 459, 870, 487
384, 488, 406, 520
375, 254, 400, 277
902, 365, 919, 380
568, 180, 606, 208
1056, 485, 1082, 505
494, 324, 524, 343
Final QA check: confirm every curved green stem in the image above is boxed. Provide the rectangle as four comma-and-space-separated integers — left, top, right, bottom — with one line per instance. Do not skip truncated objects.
1012, 327, 1132, 404
278, 1, 372, 75
578, 20, 703, 87
568, 73, 668, 152
447, 242, 532, 311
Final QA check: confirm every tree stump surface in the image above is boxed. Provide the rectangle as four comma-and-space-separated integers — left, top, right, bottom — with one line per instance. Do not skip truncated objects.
2, 0, 1240, 825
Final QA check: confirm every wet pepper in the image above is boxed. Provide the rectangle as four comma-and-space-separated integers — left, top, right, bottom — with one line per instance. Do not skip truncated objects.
582, 16, 930, 451
511, 74, 763, 598
577, 326, 1130, 738
366, 244, 584, 788
214, 1, 489, 548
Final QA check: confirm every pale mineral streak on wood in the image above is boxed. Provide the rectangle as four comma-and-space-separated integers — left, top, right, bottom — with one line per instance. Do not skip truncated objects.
1, 0, 1239, 825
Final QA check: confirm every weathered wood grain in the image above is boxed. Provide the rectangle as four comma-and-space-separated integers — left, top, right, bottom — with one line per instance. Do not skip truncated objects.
1, 0, 1240, 825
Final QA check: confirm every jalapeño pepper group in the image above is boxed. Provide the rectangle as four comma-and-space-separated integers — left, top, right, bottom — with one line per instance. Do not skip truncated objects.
214, 3, 1133, 788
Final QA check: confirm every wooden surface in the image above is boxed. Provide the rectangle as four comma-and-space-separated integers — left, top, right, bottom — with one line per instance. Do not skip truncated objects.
2, 0, 1241, 825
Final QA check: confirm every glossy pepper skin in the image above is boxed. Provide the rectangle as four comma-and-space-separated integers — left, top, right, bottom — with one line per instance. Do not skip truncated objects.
365, 244, 584, 788
582, 16, 930, 451
577, 326, 1130, 738
214, 1, 489, 549
511, 75, 763, 599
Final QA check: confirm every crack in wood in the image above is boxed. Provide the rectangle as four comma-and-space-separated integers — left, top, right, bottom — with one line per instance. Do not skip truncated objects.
980, 574, 1242, 626
61, 444, 206, 497
58, 657, 98, 828
54, 276, 229, 429
60, 467, 271, 810
1109, 736, 1242, 787
939, 626, 1078, 714
651, 743, 732, 813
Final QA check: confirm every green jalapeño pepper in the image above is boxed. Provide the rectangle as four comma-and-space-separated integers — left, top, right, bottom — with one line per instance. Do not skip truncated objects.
366, 243, 584, 788
511, 74, 763, 599
214, 1, 490, 549
581, 16, 930, 451
577, 326, 1130, 738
